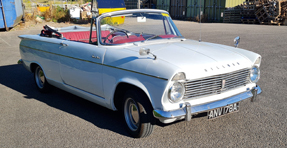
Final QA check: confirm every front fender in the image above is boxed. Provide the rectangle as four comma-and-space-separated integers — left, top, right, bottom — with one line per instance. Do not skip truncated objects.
110, 77, 152, 110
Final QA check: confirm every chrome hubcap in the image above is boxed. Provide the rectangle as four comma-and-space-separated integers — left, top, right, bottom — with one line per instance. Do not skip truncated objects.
124, 98, 140, 131
35, 67, 45, 89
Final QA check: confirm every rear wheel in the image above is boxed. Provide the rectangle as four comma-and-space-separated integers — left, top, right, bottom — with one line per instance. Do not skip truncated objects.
122, 90, 155, 138
34, 66, 51, 93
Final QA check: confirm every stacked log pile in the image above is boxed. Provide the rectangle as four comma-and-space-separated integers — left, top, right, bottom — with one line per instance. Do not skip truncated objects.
241, 1, 259, 24
224, 0, 287, 25
242, 0, 287, 25
223, 8, 242, 23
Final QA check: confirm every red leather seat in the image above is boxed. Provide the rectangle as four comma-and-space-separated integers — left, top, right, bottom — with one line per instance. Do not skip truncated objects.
112, 35, 145, 44
112, 35, 137, 43
112, 34, 176, 44
61, 30, 111, 43
159, 34, 177, 38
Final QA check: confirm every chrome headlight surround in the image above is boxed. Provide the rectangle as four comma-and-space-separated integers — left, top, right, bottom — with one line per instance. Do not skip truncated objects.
168, 82, 185, 103
249, 66, 260, 83
168, 72, 186, 103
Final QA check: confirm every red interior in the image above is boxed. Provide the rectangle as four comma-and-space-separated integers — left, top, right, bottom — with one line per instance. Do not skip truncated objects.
111, 35, 142, 44
61, 31, 111, 43
159, 34, 177, 38
112, 36, 145, 44
61, 31, 177, 44
112, 34, 177, 44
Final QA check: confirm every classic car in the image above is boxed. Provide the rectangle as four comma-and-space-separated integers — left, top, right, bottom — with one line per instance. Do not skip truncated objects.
18, 8, 262, 138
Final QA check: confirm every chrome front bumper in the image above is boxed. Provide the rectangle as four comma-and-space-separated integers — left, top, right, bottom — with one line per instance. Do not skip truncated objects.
153, 85, 262, 124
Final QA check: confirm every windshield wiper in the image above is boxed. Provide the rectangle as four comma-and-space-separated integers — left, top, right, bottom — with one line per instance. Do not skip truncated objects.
170, 36, 184, 39
144, 35, 160, 42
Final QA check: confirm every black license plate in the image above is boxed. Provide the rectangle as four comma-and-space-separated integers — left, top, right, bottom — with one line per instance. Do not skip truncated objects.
208, 102, 240, 119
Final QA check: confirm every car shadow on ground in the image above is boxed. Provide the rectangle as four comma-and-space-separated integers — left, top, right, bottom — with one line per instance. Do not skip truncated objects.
0, 64, 130, 137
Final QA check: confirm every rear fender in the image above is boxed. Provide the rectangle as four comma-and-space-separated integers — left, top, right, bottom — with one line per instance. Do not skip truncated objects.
29, 62, 49, 81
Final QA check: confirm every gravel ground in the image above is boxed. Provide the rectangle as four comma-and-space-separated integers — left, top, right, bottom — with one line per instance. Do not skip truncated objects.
0, 20, 286, 147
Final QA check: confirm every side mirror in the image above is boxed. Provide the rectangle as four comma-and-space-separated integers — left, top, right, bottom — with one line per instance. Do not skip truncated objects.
234, 36, 240, 48
139, 48, 150, 56
139, 48, 157, 60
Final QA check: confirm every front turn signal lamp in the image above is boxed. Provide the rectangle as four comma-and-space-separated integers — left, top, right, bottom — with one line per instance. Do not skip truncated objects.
254, 57, 261, 67
172, 72, 186, 81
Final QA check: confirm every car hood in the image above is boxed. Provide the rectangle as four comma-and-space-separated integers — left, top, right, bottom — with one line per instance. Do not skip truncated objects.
127, 39, 253, 80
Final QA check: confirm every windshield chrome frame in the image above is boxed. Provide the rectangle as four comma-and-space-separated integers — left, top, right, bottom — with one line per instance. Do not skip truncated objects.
95, 9, 184, 46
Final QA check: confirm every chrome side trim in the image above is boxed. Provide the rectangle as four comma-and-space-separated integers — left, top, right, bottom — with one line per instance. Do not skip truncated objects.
19, 37, 65, 45
153, 85, 262, 123
20, 45, 168, 81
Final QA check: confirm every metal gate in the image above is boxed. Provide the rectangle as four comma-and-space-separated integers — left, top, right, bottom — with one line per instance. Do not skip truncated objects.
170, 0, 187, 19
157, 0, 170, 12
124, 0, 138, 9
186, 0, 204, 19
204, 0, 225, 22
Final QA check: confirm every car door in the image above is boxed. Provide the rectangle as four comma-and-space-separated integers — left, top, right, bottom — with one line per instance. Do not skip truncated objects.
58, 41, 106, 98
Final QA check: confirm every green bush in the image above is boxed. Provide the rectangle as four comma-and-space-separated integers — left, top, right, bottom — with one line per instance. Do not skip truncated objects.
51, 6, 70, 22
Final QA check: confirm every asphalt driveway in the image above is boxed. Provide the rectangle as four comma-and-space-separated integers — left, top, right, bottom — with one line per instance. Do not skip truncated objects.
0, 21, 286, 147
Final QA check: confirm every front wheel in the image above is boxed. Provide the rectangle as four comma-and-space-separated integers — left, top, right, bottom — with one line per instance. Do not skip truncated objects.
34, 66, 51, 93
122, 90, 155, 138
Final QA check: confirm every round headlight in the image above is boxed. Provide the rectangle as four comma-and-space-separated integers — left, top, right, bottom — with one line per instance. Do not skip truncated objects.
250, 66, 260, 83
168, 82, 185, 103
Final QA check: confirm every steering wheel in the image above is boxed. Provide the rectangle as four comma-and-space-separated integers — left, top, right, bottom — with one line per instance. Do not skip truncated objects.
103, 30, 129, 43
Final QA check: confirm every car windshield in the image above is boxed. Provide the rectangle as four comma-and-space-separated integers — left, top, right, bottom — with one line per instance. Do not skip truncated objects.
98, 12, 183, 45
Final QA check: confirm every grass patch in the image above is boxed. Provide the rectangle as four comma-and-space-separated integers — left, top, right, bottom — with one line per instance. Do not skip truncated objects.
24, 5, 70, 23
50, 6, 70, 22
23, 0, 93, 23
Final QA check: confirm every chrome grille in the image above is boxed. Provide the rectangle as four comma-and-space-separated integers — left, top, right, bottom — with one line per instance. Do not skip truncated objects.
184, 68, 250, 99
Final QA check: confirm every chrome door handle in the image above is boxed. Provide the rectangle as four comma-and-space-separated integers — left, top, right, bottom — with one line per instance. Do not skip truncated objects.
92, 55, 100, 59
60, 43, 68, 46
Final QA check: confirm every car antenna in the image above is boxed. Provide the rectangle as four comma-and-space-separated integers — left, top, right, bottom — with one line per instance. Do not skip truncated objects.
199, 0, 202, 42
